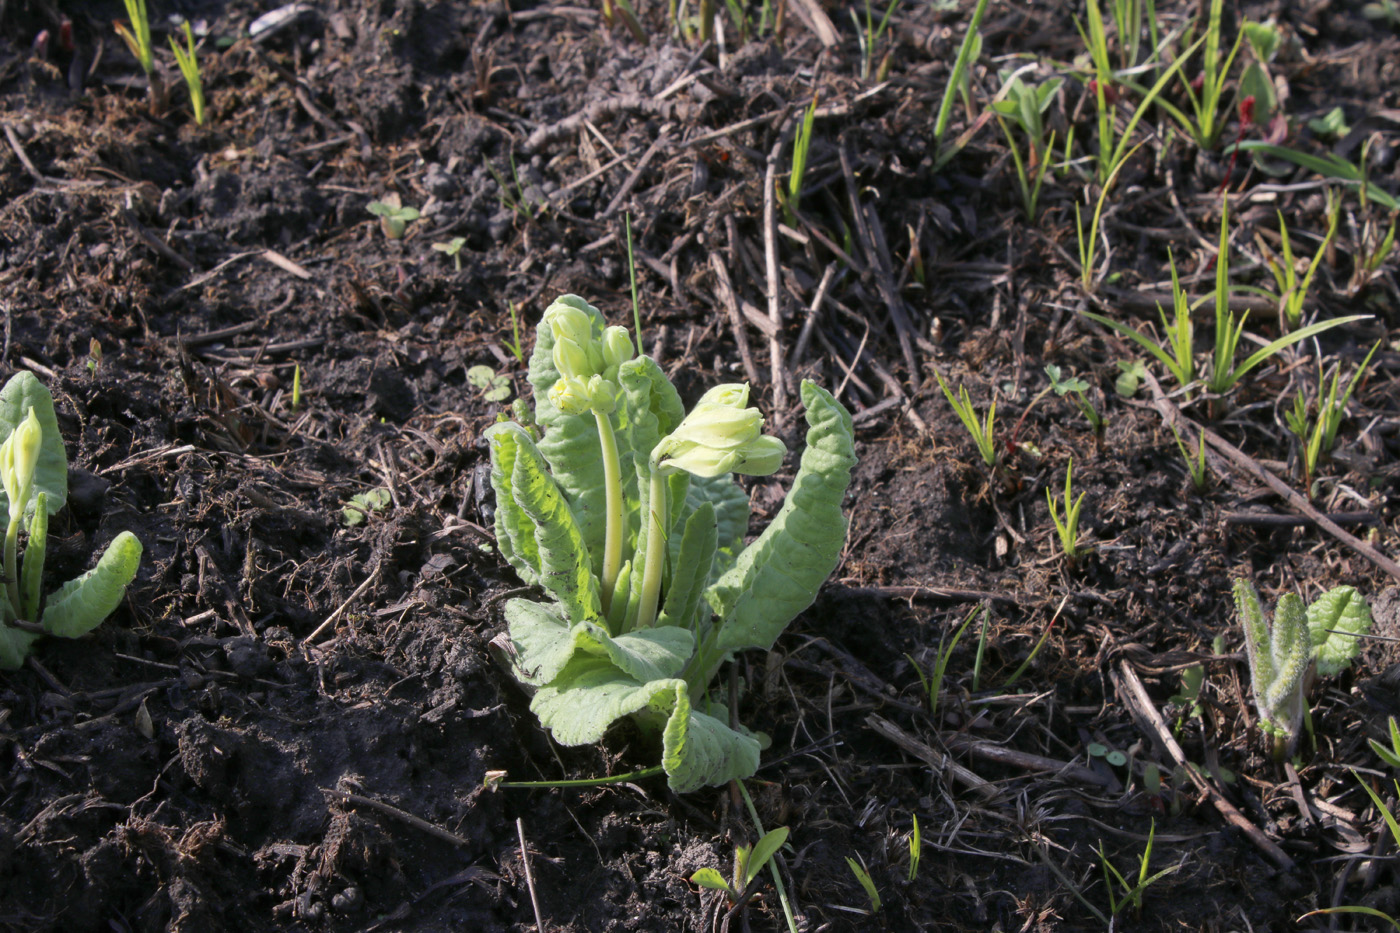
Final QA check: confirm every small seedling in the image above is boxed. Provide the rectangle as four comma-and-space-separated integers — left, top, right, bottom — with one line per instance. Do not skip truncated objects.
0, 374, 143, 669
1236, 579, 1372, 760
504, 301, 526, 365
846, 855, 882, 914
290, 363, 302, 412
1047, 460, 1087, 563
1098, 820, 1179, 919
852, 0, 901, 81
1114, 360, 1147, 397
1370, 717, 1400, 769
1255, 200, 1340, 331
1083, 249, 1195, 392
935, 371, 997, 468
1045, 364, 1104, 436
1308, 108, 1351, 139
784, 94, 818, 222
691, 826, 790, 901
115, 0, 154, 75
342, 488, 391, 526
907, 814, 922, 882
86, 339, 103, 377
991, 74, 1061, 220
908, 605, 981, 723
169, 21, 206, 126
433, 237, 467, 271
367, 194, 419, 240
1169, 425, 1209, 492
467, 364, 512, 403
931, 0, 991, 170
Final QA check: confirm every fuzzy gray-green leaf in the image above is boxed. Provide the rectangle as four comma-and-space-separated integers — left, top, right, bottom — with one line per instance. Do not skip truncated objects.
658, 502, 716, 630
508, 435, 600, 625
40, 532, 142, 639
486, 423, 544, 587
707, 381, 856, 657
1308, 586, 1372, 677
505, 598, 693, 687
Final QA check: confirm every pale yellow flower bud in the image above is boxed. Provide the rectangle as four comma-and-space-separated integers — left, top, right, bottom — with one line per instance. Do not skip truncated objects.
601, 327, 635, 369
667, 403, 764, 451
1, 408, 41, 516
552, 336, 591, 380
586, 375, 618, 415
695, 383, 750, 409
549, 376, 593, 416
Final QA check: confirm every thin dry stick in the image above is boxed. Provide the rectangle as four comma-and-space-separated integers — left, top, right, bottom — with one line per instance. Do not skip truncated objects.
327, 789, 471, 846
763, 137, 788, 413
303, 561, 381, 644
709, 252, 763, 385
1143, 371, 1400, 583
1115, 661, 1296, 871
788, 263, 836, 382
518, 817, 546, 932
601, 125, 672, 219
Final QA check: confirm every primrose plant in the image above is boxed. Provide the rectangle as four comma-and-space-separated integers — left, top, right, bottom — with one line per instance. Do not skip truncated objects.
1235, 579, 1372, 760
487, 295, 856, 792
0, 374, 143, 669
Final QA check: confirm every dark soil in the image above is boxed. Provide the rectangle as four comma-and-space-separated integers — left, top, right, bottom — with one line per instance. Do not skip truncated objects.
3, 0, 1400, 930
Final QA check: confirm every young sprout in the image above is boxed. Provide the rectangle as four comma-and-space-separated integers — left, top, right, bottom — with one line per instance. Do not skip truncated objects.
846, 855, 882, 914
115, 0, 154, 75
1169, 425, 1209, 492
1256, 200, 1339, 331
784, 94, 818, 223
367, 194, 420, 240
935, 371, 997, 468
991, 74, 1061, 220
290, 363, 302, 412
907, 814, 922, 882
432, 237, 467, 271
168, 21, 206, 125
1047, 459, 1087, 563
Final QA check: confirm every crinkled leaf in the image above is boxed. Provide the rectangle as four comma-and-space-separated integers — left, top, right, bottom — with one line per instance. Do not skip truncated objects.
658, 503, 716, 630
485, 423, 543, 586
530, 657, 761, 792
0, 372, 68, 526
526, 296, 612, 567
707, 381, 856, 657
0, 623, 36, 670
1308, 586, 1372, 677
40, 532, 142, 639
505, 598, 693, 688
507, 432, 601, 625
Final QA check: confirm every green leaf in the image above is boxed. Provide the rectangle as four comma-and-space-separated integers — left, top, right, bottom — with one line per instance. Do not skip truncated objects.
485, 424, 543, 586
706, 382, 856, 658
40, 531, 142, 638
685, 473, 749, 581
0, 372, 67, 526
1115, 360, 1147, 397
1307, 107, 1350, 139
506, 598, 692, 687
657, 503, 716, 630
690, 868, 733, 893
529, 659, 760, 792
341, 488, 390, 526
745, 827, 790, 885
506, 434, 601, 625
1307, 586, 1372, 677
0, 620, 36, 670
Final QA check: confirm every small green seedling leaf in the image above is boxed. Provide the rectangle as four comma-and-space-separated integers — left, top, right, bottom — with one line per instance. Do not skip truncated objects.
846, 855, 882, 914
367, 194, 420, 239
689, 867, 733, 893
1308, 107, 1350, 139
1307, 585, 1372, 677
467, 364, 512, 403
744, 827, 789, 887
343, 488, 391, 526
1370, 717, 1400, 769
1115, 360, 1147, 397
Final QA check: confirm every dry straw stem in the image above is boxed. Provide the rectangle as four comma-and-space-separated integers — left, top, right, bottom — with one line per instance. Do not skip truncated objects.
1142, 370, 1400, 584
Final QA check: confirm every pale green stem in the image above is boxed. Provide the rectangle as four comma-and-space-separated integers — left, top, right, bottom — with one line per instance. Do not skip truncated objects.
4, 516, 21, 616
635, 465, 667, 630
593, 409, 624, 614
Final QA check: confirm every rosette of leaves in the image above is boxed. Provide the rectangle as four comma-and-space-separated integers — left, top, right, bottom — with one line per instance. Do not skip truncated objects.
486, 295, 856, 792
0, 373, 143, 669
1235, 580, 1372, 759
